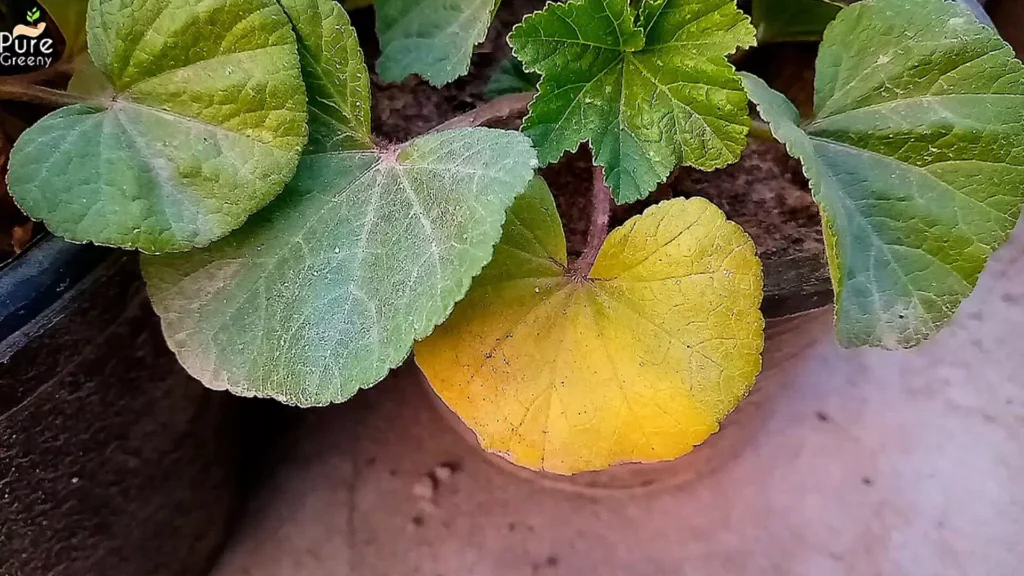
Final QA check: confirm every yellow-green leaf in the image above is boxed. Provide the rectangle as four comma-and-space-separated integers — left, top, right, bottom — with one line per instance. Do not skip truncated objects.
415, 178, 764, 474
7, 0, 308, 253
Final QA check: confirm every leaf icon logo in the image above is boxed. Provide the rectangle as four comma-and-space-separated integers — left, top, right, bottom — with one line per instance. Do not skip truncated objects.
12, 7, 46, 38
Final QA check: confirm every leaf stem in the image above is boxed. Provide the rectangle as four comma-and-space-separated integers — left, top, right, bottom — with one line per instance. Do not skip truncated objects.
431, 92, 534, 132
748, 119, 776, 142
573, 166, 612, 278
0, 82, 96, 107
1, 60, 75, 87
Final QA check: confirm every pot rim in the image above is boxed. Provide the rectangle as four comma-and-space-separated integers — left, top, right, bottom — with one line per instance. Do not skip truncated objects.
0, 234, 110, 357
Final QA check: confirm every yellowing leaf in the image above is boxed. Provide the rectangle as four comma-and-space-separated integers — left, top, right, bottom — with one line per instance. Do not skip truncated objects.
415, 179, 764, 474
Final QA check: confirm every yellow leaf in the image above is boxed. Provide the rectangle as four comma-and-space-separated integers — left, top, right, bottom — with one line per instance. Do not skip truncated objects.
414, 178, 765, 474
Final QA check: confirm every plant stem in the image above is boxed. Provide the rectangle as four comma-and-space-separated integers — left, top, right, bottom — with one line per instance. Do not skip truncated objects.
0, 82, 96, 107
573, 166, 612, 278
2, 60, 75, 87
430, 92, 534, 132
748, 119, 776, 142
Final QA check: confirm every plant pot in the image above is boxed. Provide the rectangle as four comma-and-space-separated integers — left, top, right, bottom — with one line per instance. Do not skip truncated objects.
0, 237, 249, 576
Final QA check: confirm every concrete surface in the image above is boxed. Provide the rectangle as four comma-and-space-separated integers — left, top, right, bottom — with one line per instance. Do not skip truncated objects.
213, 230, 1024, 576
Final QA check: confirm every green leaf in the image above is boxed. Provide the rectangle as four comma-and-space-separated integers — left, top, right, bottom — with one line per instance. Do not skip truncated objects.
143, 128, 538, 406
416, 178, 764, 473
485, 56, 539, 99
275, 0, 372, 152
6, 0, 308, 253
509, 0, 755, 204
39, 0, 87, 57
752, 0, 842, 43
143, 0, 539, 405
376, 0, 498, 87
741, 0, 1024, 349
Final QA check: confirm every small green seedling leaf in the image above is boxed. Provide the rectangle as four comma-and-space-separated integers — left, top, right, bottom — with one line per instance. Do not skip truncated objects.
376, 0, 498, 86
38, 0, 86, 57
485, 56, 539, 100
26, 7, 41, 23
752, 0, 842, 43
416, 178, 764, 474
509, 0, 755, 204
742, 0, 1024, 349
143, 0, 538, 406
7, 0, 308, 253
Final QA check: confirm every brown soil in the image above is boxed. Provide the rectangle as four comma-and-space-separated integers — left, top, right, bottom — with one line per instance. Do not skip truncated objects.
652, 140, 822, 259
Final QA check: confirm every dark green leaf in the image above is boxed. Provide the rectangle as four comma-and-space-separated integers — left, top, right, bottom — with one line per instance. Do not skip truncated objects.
510, 0, 755, 203
485, 57, 539, 99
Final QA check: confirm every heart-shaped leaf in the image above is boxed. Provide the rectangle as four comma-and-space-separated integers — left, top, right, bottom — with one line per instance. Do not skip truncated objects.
742, 0, 1024, 348
376, 0, 498, 87
7, 0, 308, 253
415, 178, 764, 474
143, 0, 538, 406
509, 0, 755, 204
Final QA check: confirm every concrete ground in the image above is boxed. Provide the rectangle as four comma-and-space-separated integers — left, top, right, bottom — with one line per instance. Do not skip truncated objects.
211, 224, 1024, 576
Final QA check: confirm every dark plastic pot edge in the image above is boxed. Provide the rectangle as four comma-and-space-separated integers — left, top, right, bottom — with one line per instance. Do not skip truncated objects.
0, 236, 112, 361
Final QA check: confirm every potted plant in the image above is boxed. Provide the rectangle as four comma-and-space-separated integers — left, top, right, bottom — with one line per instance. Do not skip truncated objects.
2, 0, 1021, 555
